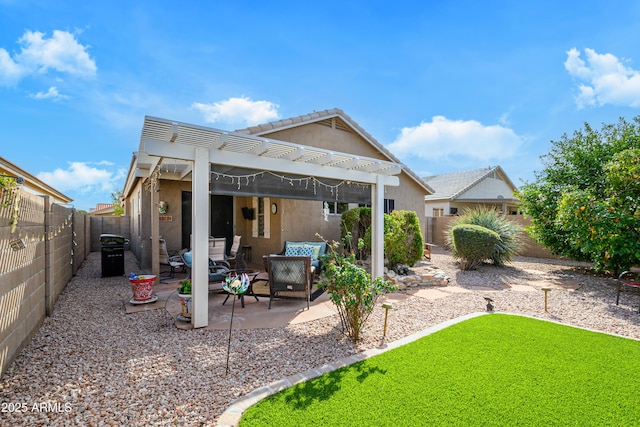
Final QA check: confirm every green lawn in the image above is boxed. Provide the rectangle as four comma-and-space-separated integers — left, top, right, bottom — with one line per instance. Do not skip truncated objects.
240, 314, 640, 426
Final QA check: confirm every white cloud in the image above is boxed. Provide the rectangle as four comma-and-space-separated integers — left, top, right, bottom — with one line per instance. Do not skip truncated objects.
0, 29, 96, 86
565, 48, 640, 108
36, 161, 124, 194
192, 96, 281, 127
0, 48, 24, 85
29, 86, 69, 101
386, 116, 523, 162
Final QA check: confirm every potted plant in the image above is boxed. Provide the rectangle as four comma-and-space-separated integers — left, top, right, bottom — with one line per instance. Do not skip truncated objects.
177, 279, 192, 321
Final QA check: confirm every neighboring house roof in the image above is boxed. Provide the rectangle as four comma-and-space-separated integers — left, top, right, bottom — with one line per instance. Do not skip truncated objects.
90, 203, 116, 216
236, 108, 434, 195
0, 156, 72, 204
423, 166, 518, 201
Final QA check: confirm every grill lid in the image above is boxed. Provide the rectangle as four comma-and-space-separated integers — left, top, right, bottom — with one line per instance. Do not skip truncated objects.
100, 234, 126, 245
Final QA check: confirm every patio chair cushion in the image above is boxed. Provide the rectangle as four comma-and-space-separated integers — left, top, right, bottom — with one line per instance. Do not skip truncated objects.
283, 241, 327, 268
285, 244, 314, 258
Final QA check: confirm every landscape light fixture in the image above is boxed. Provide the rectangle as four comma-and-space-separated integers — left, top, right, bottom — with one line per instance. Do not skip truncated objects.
382, 302, 393, 338
541, 287, 551, 312
484, 297, 494, 312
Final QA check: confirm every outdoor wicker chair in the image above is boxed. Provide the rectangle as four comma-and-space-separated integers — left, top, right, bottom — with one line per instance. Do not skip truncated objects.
265, 255, 312, 310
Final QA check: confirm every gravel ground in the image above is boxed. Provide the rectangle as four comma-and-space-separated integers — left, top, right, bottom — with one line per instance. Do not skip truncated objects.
1, 249, 639, 426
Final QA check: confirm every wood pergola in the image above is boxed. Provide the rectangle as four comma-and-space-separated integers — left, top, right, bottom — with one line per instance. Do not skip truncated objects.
135, 116, 401, 328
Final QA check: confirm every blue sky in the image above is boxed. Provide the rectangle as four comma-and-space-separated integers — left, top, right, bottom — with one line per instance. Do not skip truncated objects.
2, 1, 640, 211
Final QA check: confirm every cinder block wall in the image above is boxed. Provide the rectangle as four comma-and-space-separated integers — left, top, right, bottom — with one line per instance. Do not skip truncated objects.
89, 216, 131, 253
0, 189, 90, 377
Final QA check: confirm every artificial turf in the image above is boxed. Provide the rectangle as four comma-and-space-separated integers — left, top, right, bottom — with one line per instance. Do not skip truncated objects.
239, 314, 640, 426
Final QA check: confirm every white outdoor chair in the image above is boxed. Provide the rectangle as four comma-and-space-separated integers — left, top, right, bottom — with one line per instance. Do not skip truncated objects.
159, 238, 184, 278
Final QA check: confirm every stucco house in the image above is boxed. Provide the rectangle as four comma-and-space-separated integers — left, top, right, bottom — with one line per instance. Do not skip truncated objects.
423, 166, 519, 217
122, 108, 433, 271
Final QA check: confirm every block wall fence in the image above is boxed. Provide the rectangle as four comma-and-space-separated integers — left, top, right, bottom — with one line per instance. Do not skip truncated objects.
426, 215, 557, 259
0, 188, 129, 378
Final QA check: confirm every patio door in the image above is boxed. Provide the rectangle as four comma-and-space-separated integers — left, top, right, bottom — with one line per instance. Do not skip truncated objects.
210, 195, 234, 253
181, 191, 233, 252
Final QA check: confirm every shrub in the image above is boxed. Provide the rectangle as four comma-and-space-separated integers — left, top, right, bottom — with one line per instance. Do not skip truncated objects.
384, 210, 424, 267
340, 207, 371, 259
318, 237, 396, 343
450, 224, 502, 271
447, 207, 523, 266
340, 208, 424, 267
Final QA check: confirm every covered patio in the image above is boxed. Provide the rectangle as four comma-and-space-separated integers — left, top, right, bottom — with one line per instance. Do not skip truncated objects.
124, 268, 354, 330
133, 116, 402, 328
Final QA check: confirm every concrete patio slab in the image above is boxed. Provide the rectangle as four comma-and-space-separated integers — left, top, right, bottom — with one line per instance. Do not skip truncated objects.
410, 288, 449, 300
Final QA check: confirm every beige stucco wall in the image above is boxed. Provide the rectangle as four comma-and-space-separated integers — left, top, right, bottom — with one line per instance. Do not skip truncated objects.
259, 122, 428, 240
458, 177, 514, 199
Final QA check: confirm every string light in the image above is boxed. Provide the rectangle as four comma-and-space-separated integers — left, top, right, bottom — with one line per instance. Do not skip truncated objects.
210, 170, 369, 201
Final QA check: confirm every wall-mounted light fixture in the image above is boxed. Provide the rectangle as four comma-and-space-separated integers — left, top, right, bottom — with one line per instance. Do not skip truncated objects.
10, 238, 26, 251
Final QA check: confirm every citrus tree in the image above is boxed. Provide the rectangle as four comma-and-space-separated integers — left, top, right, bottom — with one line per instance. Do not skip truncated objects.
517, 117, 640, 274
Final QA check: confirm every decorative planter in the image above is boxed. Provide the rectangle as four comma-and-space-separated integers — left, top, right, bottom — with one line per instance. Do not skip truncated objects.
128, 275, 158, 304
177, 293, 193, 321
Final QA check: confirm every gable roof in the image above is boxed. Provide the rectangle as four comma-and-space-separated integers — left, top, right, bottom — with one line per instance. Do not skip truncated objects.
236, 108, 434, 195
0, 156, 72, 204
423, 166, 518, 201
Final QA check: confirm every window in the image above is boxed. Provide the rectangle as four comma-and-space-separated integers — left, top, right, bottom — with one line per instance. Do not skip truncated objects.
358, 199, 395, 214
324, 201, 349, 215
384, 199, 395, 214
252, 197, 270, 238
433, 208, 444, 217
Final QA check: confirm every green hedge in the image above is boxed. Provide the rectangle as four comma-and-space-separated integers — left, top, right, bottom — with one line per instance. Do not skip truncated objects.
451, 224, 501, 270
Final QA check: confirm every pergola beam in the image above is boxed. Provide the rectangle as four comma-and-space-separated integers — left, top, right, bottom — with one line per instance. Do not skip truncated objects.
143, 138, 399, 187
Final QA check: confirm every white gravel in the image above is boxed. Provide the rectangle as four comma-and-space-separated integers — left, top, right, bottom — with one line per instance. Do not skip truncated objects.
1, 249, 638, 426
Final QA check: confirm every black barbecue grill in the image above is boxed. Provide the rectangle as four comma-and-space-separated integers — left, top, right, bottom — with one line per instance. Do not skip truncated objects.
100, 234, 127, 277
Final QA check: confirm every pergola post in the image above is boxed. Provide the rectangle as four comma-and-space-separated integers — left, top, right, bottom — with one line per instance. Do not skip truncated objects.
150, 178, 160, 278
371, 175, 385, 278
192, 146, 210, 328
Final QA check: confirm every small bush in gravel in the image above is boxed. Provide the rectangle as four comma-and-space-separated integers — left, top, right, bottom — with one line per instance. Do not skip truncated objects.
448, 207, 523, 267
318, 237, 396, 343
450, 224, 501, 271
